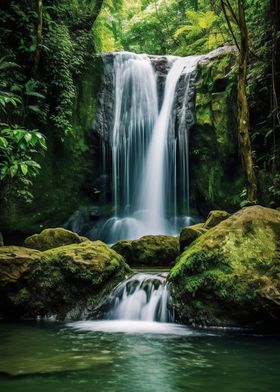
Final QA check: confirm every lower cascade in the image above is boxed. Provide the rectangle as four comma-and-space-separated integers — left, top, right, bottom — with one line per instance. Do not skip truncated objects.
99, 273, 174, 323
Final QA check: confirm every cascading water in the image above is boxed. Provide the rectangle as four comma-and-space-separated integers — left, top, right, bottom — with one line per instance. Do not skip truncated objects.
98, 52, 201, 243
137, 56, 200, 234
97, 273, 174, 323
100, 53, 158, 242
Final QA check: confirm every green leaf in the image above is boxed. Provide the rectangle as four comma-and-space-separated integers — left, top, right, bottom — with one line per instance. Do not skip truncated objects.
24, 133, 32, 143
9, 164, 18, 178
0, 136, 8, 148
20, 163, 28, 176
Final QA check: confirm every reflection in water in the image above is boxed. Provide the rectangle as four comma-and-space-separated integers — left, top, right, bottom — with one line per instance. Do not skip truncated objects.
0, 322, 280, 392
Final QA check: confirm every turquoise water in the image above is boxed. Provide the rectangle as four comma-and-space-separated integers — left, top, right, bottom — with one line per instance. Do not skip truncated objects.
0, 321, 279, 392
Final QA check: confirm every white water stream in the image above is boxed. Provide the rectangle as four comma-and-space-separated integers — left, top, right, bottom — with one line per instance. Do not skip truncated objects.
99, 272, 174, 324
100, 53, 200, 243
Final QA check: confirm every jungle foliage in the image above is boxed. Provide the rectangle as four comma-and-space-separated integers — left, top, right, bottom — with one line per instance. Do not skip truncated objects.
0, 0, 279, 212
0, 0, 103, 205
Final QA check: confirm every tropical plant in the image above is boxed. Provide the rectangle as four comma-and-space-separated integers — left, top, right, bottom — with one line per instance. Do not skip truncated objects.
0, 58, 47, 203
174, 10, 229, 55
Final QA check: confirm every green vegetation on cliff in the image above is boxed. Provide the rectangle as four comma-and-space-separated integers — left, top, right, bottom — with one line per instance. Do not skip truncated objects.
0, 1, 104, 237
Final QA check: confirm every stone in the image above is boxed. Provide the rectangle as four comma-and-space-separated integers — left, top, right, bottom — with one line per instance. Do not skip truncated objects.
23, 228, 88, 251
112, 235, 180, 266
169, 206, 280, 329
0, 241, 130, 320
180, 223, 207, 252
203, 210, 231, 229
0, 246, 41, 286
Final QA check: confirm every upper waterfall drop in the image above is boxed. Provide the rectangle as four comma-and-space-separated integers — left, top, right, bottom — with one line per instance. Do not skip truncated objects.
137, 56, 200, 235
97, 52, 201, 243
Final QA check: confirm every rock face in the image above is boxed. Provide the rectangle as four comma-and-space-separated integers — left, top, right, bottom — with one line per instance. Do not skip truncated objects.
0, 241, 130, 320
180, 223, 207, 252
112, 235, 180, 266
190, 46, 244, 215
23, 228, 88, 251
169, 206, 280, 329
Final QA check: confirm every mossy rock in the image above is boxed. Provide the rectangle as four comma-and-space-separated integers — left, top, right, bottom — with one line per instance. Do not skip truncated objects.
23, 228, 88, 251
0, 246, 42, 286
190, 47, 244, 213
112, 235, 180, 266
180, 223, 207, 252
0, 233, 3, 246
0, 241, 131, 320
203, 210, 231, 229
169, 206, 280, 329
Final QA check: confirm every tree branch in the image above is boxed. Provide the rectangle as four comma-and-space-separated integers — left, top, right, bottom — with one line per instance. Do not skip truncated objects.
221, 0, 240, 51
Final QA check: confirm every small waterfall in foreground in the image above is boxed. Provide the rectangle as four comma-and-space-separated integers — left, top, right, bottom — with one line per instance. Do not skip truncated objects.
97, 52, 201, 243
100, 273, 174, 323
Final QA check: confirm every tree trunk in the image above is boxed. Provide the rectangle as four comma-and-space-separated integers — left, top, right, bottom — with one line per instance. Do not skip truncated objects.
270, 0, 280, 173
34, 0, 43, 74
237, 0, 257, 201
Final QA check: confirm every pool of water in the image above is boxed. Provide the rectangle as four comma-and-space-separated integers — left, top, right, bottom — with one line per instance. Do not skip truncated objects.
0, 321, 279, 392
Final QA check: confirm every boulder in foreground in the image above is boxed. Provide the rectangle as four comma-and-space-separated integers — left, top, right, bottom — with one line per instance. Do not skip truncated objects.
0, 241, 130, 320
169, 206, 280, 329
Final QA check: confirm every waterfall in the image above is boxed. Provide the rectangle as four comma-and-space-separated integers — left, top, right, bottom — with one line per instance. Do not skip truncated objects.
99, 273, 174, 323
98, 52, 201, 243
137, 56, 200, 234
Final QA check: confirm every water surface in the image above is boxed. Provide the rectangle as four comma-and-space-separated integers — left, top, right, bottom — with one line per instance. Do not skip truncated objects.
0, 321, 279, 392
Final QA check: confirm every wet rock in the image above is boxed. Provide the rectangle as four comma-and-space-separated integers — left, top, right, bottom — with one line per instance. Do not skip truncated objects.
180, 223, 207, 252
23, 228, 88, 251
112, 235, 180, 266
0, 241, 130, 319
203, 210, 231, 229
170, 206, 280, 329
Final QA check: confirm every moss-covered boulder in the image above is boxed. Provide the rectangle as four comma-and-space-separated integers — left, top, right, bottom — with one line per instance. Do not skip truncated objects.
180, 223, 207, 252
169, 206, 280, 329
0, 241, 130, 320
112, 235, 180, 266
0, 233, 3, 246
203, 210, 231, 229
23, 228, 88, 251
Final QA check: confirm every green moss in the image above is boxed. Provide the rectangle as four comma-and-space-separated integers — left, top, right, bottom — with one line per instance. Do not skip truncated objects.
170, 206, 280, 328
191, 49, 243, 212
112, 235, 180, 266
0, 241, 131, 319
24, 228, 87, 251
